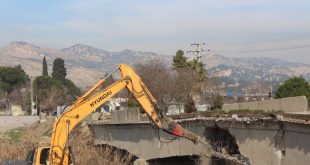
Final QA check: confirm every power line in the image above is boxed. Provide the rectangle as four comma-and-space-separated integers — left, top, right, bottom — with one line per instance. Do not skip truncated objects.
218, 44, 310, 53
186, 42, 210, 61
208, 35, 310, 46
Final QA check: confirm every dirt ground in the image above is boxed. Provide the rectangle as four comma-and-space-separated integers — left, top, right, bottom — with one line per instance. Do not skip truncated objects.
0, 116, 39, 133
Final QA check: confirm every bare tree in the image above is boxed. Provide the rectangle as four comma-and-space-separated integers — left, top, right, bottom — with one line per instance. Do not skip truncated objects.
134, 59, 176, 112
39, 86, 64, 113
135, 59, 208, 113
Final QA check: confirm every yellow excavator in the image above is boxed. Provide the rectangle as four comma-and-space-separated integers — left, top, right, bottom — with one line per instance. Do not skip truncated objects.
23, 64, 202, 165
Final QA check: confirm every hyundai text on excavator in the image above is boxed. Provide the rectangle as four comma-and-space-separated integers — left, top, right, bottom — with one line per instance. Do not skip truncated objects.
22, 64, 203, 165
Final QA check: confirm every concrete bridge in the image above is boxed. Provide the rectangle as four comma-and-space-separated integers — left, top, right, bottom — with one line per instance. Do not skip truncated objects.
88, 109, 310, 165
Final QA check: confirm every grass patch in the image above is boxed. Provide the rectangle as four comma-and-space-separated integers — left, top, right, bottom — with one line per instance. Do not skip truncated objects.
4, 127, 26, 142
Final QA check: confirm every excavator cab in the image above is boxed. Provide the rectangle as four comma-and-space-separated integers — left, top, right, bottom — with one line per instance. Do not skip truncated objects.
26, 147, 74, 165
26, 147, 50, 165
26, 147, 73, 165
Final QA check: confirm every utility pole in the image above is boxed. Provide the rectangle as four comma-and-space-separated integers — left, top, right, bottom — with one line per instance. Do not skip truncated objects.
186, 42, 210, 106
269, 85, 273, 99
187, 42, 210, 62
30, 76, 38, 115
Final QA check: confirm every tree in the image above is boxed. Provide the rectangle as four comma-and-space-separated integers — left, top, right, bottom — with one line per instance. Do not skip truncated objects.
173, 49, 207, 81
33, 75, 82, 113
172, 49, 208, 104
173, 68, 197, 101
211, 94, 224, 110
0, 65, 29, 93
184, 96, 197, 113
42, 56, 48, 76
38, 86, 64, 112
64, 79, 81, 102
275, 77, 310, 102
135, 59, 176, 112
33, 76, 64, 112
172, 49, 187, 68
52, 58, 66, 83
35, 57, 81, 113
187, 58, 207, 81
0, 65, 30, 114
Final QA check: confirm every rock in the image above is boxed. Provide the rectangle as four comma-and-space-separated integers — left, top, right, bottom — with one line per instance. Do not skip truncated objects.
133, 158, 148, 165
232, 114, 238, 120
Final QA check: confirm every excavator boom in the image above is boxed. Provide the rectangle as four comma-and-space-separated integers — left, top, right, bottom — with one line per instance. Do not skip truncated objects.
48, 64, 201, 165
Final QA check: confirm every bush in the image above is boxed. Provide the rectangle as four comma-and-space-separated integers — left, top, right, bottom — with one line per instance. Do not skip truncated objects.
211, 94, 224, 110
275, 76, 310, 103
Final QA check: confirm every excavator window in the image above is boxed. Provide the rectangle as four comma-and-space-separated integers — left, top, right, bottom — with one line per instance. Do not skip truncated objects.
26, 149, 35, 164
39, 148, 50, 164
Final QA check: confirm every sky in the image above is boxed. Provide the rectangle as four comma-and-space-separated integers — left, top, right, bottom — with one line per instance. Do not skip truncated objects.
1, 0, 310, 64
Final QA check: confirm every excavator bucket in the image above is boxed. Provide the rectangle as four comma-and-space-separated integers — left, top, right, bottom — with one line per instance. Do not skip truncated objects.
161, 116, 201, 144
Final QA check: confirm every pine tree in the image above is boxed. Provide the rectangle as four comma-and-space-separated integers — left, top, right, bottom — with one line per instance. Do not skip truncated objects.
42, 56, 48, 76
187, 58, 207, 81
173, 49, 207, 79
172, 49, 188, 68
51, 58, 66, 83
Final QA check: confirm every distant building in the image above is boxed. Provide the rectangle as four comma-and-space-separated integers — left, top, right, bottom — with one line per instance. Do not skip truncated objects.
166, 103, 184, 115
100, 98, 128, 112
31, 101, 38, 116
11, 104, 24, 116
196, 104, 211, 112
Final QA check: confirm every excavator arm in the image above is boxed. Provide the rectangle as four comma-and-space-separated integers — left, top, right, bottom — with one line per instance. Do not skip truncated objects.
48, 64, 201, 165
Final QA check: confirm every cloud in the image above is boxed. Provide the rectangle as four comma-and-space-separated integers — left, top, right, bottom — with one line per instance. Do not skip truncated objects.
57, 0, 310, 38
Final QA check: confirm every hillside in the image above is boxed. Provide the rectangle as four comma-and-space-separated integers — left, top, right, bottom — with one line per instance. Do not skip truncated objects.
0, 41, 310, 88
0, 41, 163, 87
204, 54, 310, 87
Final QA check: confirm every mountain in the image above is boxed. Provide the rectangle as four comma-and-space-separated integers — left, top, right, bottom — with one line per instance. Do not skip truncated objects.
0, 41, 164, 87
60, 44, 163, 72
0, 41, 309, 89
204, 54, 310, 88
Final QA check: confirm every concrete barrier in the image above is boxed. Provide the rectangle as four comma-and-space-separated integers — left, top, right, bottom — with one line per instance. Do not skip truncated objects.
222, 96, 308, 112
111, 108, 141, 124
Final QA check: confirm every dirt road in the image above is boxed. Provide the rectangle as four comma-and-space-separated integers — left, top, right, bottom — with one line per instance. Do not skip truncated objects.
0, 116, 39, 133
